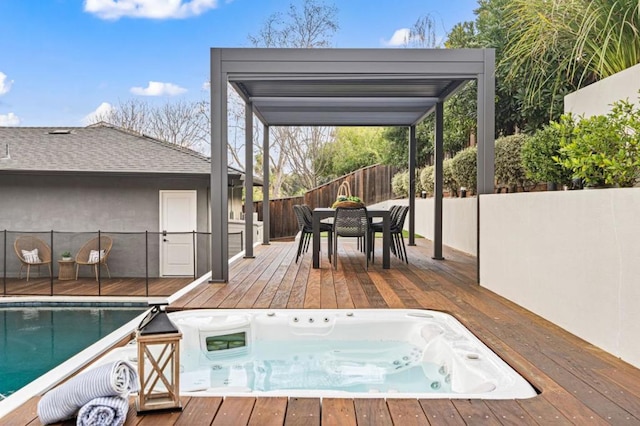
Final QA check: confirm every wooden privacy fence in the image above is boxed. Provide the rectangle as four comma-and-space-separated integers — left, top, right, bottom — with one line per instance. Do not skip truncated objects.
253, 196, 304, 240
253, 164, 397, 240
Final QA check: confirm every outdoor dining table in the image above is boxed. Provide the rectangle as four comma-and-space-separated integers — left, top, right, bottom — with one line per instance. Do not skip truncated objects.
312, 207, 391, 269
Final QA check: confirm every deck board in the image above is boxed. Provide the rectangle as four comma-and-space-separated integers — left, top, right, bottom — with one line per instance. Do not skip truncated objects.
6, 238, 640, 425
1, 277, 191, 298
321, 398, 356, 426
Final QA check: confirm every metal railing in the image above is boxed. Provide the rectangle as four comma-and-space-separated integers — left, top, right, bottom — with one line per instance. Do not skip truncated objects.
1, 229, 243, 297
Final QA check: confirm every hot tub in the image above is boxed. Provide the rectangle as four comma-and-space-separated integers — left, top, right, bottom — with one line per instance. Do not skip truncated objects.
109, 309, 536, 399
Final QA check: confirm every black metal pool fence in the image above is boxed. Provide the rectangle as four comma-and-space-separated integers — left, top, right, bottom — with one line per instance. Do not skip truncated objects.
0, 230, 243, 296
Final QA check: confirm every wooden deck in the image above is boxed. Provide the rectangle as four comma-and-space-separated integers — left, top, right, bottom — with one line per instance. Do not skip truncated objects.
1, 277, 192, 298
5, 239, 640, 425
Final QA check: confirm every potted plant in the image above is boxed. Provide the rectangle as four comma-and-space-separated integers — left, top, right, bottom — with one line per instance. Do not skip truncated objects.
61, 251, 72, 261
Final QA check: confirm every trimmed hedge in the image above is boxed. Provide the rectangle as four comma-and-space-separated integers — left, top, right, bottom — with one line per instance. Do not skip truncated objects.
451, 146, 477, 191
495, 134, 536, 191
420, 160, 459, 196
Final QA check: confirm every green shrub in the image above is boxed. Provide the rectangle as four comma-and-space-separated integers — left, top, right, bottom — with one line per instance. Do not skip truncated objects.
451, 146, 477, 191
414, 168, 424, 195
418, 161, 459, 197
522, 124, 573, 186
443, 159, 459, 196
392, 168, 426, 198
420, 165, 435, 196
391, 170, 409, 197
495, 134, 536, 191
555, 101, 640, 187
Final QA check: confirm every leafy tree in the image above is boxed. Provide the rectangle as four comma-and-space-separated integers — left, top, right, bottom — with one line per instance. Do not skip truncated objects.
502, 0, 640, 128
382, 125, 433, 169
317, 127, 386, 180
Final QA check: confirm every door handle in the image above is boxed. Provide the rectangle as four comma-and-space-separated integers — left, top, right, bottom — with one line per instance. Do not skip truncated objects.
163, 238, 169, 242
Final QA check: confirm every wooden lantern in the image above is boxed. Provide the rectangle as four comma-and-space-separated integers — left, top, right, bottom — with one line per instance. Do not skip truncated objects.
136, 304, 183, 414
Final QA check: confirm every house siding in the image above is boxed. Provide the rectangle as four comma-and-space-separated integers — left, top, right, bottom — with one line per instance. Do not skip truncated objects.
0, 174, 211, 278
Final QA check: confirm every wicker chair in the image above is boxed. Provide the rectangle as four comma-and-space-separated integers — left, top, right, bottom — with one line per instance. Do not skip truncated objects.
333, 206, 369, 270
75, 236, 113, 281
14, 236, 52, 281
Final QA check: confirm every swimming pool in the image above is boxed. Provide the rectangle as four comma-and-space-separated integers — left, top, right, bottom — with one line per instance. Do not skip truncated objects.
0, 307, 145, 399
104, 309, 536, 399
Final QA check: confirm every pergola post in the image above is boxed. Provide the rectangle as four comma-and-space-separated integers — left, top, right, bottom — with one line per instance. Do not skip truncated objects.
244, 101, 254, 258
408, 126, 416, 246
433, 101, 444, 260
476, 49, 496, 282
476, 49, 496, 195
262, 124, 270, 245
210, 49, 228, 283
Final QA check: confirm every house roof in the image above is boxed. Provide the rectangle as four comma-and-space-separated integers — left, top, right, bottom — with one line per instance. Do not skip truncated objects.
0, 124, 261, 184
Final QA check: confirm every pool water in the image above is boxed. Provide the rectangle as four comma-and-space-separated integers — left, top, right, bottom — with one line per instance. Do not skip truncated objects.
186, 340, 451, 393
0, 308, 144, 398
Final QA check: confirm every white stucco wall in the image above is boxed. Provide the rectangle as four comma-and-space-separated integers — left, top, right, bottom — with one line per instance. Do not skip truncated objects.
374, 198, 477, 255
564, 62, 640, 117
480, 189, 640, 369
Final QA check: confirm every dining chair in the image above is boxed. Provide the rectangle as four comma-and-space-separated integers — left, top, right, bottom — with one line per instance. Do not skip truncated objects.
333, 206, 369, 270
369, 205, 409, 264
293, 205, 332, 263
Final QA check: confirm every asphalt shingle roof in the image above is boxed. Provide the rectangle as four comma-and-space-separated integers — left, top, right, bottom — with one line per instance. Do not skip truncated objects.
0, 125, 213, 175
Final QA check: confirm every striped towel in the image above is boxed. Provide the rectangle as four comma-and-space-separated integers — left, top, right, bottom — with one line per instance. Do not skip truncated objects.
37, 361, 138, 425
76, 396, 129, 426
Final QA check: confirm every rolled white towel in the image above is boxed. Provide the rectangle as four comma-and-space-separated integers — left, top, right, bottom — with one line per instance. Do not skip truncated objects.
38, 361, 138, 424
76, 396, 129, 426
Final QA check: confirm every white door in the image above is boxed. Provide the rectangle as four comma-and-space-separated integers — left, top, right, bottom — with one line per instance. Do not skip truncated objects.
160, 191, 197, 276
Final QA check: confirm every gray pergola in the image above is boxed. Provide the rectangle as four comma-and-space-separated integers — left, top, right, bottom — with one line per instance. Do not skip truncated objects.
210, 48, 495, 283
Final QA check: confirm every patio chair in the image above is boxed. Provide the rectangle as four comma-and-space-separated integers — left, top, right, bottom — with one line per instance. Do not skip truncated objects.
333, 206, 369, 270
293, 205, 332, 263
370, 205, 409, 264
75, 236, 113, 281
14, 236, 52, 281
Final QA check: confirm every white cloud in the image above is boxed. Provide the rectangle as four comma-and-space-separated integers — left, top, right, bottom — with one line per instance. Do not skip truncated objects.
84, 0, 218, 20
0, 113, 20, 126
383, 28, 412, 47
83, 102, 114, 125
202, 81, 210, 90
0, 72, 14, 95
130, 81, 187, 96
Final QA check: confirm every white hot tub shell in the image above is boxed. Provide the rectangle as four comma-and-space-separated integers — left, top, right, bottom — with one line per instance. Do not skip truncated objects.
103, 309, 536, 399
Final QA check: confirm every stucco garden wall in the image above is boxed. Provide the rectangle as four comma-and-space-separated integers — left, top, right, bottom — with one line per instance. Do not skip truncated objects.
564, 62, 640, 117
374, 197, 477, 256
479, 189, 640, 369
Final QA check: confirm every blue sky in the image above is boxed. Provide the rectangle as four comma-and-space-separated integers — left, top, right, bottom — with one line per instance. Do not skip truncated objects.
0, 0, 478, 127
